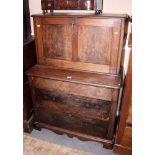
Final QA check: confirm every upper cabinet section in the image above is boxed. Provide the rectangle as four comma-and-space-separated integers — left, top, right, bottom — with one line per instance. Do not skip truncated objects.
33, 15, 128, 74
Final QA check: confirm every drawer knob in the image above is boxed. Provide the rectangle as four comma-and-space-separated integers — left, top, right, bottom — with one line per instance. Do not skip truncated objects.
37, 25, 40, 28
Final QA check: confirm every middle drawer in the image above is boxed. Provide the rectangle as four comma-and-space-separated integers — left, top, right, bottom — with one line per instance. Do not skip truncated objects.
35, 88, 112, 121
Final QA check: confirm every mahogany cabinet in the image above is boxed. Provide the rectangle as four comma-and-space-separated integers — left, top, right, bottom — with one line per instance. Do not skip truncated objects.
27, 13, 129, 149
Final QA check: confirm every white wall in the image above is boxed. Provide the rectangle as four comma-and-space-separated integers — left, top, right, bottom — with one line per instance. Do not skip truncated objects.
103, 0, 131, 15
29, 0, 132, 74
29, 0, 41, 35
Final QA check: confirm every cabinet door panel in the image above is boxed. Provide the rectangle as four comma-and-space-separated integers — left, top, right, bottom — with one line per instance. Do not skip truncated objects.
42, 24, 72, 61
77, 18, 122, 73
78, 25, 112, 65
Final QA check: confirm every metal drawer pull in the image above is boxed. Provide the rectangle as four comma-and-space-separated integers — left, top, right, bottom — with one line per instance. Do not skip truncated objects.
67, 76, 72, 79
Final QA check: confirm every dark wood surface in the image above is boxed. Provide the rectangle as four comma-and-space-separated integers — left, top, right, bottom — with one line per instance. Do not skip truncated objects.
32, 15, 128, 74
27, 14, 129, 149
27, 70, 120, 143
35, 88, 111, 121
34, 122, 113, 149
41, 0, 103, 13
33, 15, 128, 74
27, 65, 121, 89
113, 32, 132, 154
31, 13, 129, 18
23, 38, 36, 133
30, 77, 114, 101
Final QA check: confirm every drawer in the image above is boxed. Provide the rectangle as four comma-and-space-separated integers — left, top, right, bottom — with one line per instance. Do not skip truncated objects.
35, 105, 109, 138
54, 0, 79, 10
34, 77, 114, 101
35, 88, 111, 121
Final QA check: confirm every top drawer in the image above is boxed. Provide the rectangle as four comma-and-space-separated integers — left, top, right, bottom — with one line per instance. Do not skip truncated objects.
27, 65, 121, 89
33, 16, 127, 74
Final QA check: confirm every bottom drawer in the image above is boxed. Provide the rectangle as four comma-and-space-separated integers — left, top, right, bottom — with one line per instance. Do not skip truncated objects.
35, 106, 109, 139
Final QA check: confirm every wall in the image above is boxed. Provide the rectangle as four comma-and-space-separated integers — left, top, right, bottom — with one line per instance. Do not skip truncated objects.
103, 0, 131, 15
29, 0, 132, 74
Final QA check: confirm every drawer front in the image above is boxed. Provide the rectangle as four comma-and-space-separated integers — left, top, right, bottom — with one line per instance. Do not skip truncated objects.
35, 88, 111, 121
34, 77, 113, 101
54, 0, 79, 10
35, 105, 109, 138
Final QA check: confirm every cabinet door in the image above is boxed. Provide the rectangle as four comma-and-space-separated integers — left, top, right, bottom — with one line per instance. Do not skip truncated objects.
33, 17, 73, 64
76, 18, 123, 74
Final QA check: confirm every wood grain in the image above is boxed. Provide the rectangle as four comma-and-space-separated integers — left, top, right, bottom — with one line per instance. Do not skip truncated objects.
33, 17, 44, 64
45, 58, 110, 73
78, 25, 112, 65
113, 32, 132, 154
126, 100, 132, 125
42, 24, 72, 61
34, 122, 113, 149
29, 14, 129, 149
109, 19, 122, 74
54, 0, 79, 10
33, 16, 127, 74
35, 88, 111, 121
33, 77, 114, 101
36, 106, 109, 138
27, 65, 121, 89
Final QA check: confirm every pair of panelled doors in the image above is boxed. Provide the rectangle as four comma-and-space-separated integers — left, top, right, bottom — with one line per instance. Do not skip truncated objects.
34, 16, 123, 74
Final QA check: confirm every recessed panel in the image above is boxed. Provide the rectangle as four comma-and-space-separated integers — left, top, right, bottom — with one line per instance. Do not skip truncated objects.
42, 24, 72, 61
78, 25, 112, 65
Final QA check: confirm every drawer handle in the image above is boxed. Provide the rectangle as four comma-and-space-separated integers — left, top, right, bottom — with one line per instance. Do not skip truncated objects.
66, 76, 72, 79
37, 25, 40, 28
